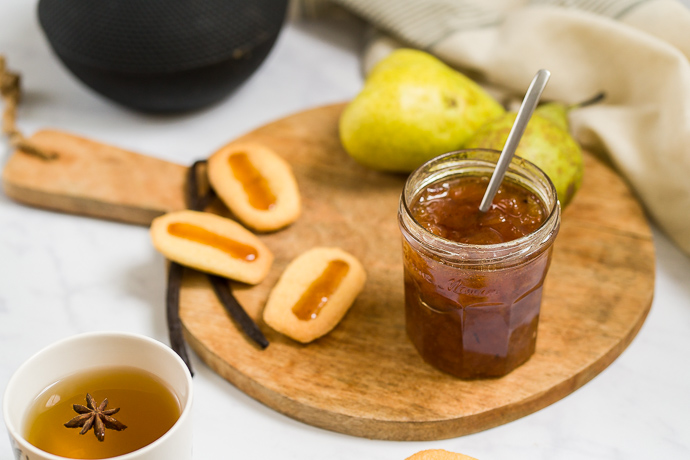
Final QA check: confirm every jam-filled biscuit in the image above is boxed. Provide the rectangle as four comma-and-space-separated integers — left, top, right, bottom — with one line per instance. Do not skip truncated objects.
208, 142, 300, 232
406, 450, 478, 460
150, 210, 273, 285
263, 247, 366, 343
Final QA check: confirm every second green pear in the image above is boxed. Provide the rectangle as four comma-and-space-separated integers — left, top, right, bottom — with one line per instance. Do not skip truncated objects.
465, 103, 584, 208
339, 49, 505, 173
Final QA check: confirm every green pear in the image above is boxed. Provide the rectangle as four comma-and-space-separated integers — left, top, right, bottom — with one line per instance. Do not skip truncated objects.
465, 103, 585, 208
339, 49, 505, 173
532, 102, 569, 131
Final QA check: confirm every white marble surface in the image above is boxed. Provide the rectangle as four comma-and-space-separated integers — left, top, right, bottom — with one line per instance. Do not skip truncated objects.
1, 1, 690, 459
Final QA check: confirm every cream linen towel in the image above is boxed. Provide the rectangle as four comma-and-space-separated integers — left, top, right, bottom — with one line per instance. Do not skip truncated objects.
329, 0, 690, 257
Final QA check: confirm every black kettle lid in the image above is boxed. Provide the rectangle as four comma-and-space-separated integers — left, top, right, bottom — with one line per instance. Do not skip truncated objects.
38, 0, 288, 74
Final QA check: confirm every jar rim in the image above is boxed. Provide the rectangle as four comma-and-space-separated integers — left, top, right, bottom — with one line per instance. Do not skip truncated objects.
399, 149, 561, 264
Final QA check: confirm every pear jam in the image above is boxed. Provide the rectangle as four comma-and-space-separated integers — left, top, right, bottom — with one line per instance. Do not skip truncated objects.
399, 150, 560, 379
22, 366, 181, 459
411, 176, 546, 244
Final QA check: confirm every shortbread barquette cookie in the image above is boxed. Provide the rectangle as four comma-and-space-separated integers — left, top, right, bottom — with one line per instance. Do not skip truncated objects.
263, 247, 366, 343
150, 210, 273, 285
208, 142, 300, 232
406, 450, 478, 460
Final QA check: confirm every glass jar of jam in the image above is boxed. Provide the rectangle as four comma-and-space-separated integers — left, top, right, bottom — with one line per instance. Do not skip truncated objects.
398, 149, 561, 379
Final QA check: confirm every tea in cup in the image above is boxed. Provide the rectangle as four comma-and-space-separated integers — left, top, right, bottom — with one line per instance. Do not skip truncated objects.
3, 332, 193, 460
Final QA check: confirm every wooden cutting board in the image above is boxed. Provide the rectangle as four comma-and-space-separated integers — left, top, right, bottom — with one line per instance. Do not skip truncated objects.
2, 103, 655, 441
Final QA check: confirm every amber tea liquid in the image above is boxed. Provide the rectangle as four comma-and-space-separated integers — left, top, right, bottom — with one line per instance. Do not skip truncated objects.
23, 366, 181, 459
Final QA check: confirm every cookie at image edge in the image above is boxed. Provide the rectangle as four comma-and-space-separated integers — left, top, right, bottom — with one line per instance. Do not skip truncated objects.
406, 449, 478, 460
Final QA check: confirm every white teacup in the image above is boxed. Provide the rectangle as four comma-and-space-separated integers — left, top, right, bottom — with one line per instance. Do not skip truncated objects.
3, 332, 193, 460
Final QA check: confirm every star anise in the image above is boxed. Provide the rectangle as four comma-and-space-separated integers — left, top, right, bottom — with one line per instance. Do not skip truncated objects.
64, 393, 127, 442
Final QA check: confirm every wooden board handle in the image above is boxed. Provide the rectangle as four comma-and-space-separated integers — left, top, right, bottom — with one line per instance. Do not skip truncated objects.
2, 130, 188, 225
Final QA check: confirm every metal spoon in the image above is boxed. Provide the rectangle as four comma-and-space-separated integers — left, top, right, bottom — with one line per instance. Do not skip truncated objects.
479, 69, 551, 212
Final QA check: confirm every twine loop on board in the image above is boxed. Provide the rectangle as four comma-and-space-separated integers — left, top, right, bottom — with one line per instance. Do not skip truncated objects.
0, 55, 57, 160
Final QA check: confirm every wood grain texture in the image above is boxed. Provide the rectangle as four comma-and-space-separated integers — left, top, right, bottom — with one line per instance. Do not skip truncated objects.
0, 104, 655, 440
2, 130, 187, 225
178, 104, 655, 440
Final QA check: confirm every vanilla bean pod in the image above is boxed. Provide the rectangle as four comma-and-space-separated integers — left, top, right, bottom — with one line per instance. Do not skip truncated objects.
165, 160, 269, 367
164, 160, 212, 375
209, 274, 269, 349
166, 261, 194, 376
188, 160, 269, 349
186, 159, 215, 212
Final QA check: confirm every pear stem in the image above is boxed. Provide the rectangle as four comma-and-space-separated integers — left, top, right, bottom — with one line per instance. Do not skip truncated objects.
569, 91, 606, 110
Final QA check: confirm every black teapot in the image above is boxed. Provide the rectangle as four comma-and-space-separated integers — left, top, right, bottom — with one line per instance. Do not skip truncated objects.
38, 0, 288, 113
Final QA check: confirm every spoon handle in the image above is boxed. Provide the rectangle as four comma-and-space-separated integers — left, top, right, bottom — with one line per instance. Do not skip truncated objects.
479, 69, 551, 212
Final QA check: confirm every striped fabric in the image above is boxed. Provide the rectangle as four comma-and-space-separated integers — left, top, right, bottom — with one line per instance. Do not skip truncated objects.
529, 0, 654, 18
332, 0, 501, 49
332, 0, 655, 48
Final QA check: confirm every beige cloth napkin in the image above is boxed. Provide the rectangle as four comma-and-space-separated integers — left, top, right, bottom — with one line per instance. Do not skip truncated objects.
327, 0, 690, 257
